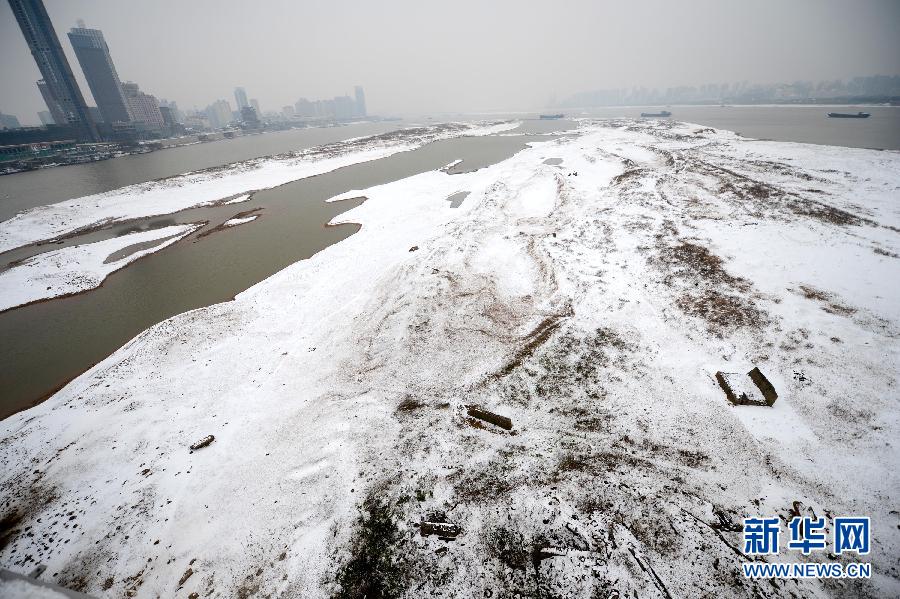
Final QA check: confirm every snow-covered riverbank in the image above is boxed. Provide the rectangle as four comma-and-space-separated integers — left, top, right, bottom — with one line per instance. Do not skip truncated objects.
0, 224, 201, 313
1, 120, 898, 598
0, 121, 517, 255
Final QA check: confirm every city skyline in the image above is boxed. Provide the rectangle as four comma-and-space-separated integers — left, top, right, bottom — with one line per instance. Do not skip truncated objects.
4, 0, 369, 141
2, 0, 899, 125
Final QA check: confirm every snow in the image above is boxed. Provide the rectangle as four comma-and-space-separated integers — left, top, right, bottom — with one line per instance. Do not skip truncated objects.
0, 224, 200, 313
222, 215, 259, 227
0, 579, 70, 599
0, 122, 518, 255
1, 119, 898, 598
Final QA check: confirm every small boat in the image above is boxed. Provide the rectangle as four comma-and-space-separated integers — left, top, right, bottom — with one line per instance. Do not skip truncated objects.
539, 113, 564, 120
827, 112, 870, 118
641, 110, 672, 117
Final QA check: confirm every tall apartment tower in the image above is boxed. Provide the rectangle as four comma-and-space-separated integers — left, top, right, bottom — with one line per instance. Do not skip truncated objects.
354, 86, 366, 117
36, 78, 66, 125
8, 0, 100, 141
68, 21, 132, 125
122, 82, 164, 131
234, 87, 249, 110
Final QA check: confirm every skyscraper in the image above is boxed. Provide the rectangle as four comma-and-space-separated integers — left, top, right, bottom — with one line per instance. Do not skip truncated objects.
36, 79, 66, 125
334, 95, 355, 120
68, 21, 132, 125
354, 86, 367, 117
206, 99, 233, 129
234, 87, 249, 110
8, 0, 99, 141
122, 82, 164, 131
0, 112, 22, 130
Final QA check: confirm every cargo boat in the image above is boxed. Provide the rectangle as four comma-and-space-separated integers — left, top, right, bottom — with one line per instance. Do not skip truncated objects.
539, 113, 564, 120
827, 112, 870, 118
641, 110, 672, 117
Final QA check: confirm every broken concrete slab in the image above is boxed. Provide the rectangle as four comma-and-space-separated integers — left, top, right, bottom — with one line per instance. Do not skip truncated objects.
465, 405, 513, 430
715, 368, 778, 406
748, 367, 778, 405
189, 435, 215, 451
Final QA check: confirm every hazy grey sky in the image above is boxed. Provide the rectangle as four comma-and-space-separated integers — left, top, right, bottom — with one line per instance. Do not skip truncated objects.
2, 0, 899, 124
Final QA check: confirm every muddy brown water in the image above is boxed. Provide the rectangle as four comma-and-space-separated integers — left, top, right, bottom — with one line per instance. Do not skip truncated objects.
0, 126, 571, 419
0, 123, 406, 222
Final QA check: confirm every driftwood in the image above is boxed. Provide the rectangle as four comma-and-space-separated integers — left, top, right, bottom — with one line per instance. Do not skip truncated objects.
190, 435, 215, 451
178, 567, 193, 586
466, 406, 512, 430
747, 367, 778, 405
420, 521, 461, 539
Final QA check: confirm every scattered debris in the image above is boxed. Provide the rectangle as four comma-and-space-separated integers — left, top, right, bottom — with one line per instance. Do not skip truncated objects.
748, 367, 778, 405
466, 406, 513, 430
178, 567, 193, 586
189, 435, 215, 451
715, 368, 778, 406
420, 521, 462, 539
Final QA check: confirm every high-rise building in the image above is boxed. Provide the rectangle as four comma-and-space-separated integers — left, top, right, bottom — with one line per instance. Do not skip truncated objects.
37, 110, 55, 125
158, 99, 183, 124
250, 98, 261, 117
0, 112, 22, 129
8, 0, 99, 141
334, 95, 355, 120
205, 99, 233, 129
294, 98, 315, 118
67, 21, 132, 125
122, 82, 165, 131
36, 79, 66, 125
315, 99, 336, 118
234, 87, 249, 110
354, 86, 366, 117
240, 105, 260, 127
282, 105, 295, 119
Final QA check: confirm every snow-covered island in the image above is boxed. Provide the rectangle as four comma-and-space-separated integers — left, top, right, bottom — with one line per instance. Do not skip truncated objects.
1, 120, 898, 598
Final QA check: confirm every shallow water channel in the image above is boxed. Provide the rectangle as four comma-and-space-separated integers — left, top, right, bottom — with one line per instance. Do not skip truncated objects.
0, 122, 575, 418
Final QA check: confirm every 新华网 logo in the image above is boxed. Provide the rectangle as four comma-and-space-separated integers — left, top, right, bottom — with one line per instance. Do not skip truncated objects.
740, 516, 871, 579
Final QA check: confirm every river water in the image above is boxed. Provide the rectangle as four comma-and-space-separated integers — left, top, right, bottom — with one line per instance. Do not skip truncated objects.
0, 125, 567, 418
577, 105, 900, 150
0, 122, 403, 222
0, 107, 896, 418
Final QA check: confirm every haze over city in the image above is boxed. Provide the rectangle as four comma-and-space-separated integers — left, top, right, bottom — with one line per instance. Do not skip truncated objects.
2, 0, 900, 124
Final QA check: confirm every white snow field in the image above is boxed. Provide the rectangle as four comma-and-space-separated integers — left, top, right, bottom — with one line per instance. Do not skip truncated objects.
0, 121, 517, 254
1, 120, 898, 598
0, 224, 200, 313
